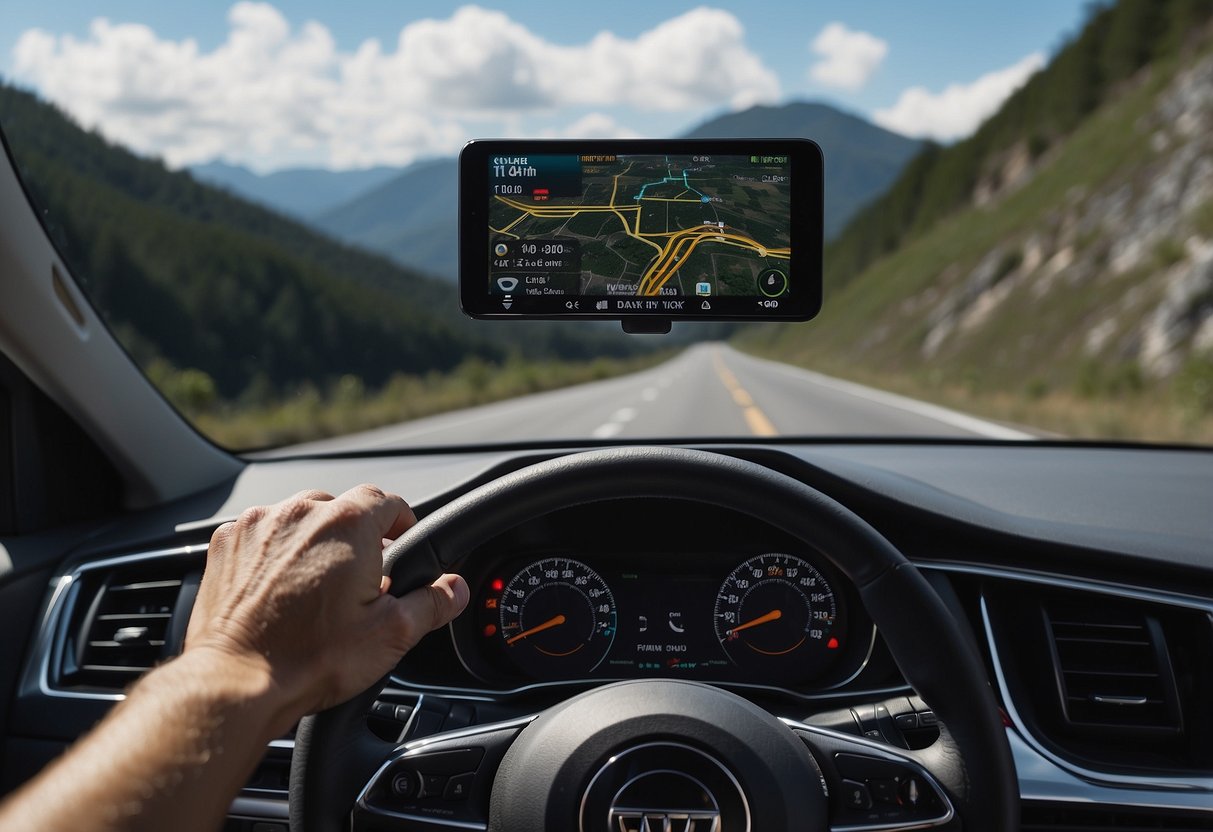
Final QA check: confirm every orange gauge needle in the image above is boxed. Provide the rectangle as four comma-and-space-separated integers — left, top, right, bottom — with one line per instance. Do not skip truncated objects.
506, 614, 566, 645
727, 608, 782, 637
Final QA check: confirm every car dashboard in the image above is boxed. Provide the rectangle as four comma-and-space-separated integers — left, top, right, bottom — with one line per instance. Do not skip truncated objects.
2, 440, 1212, 831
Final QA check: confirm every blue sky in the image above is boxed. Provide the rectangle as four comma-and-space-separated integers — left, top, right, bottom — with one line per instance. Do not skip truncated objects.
0, 1, 1096, 171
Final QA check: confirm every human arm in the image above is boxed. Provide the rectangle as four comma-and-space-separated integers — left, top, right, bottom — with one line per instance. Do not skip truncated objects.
0, 484, 468, 832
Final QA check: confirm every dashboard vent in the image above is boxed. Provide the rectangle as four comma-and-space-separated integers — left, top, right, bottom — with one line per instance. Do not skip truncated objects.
1043, 599, 1181, 734
59, 559, 200, 691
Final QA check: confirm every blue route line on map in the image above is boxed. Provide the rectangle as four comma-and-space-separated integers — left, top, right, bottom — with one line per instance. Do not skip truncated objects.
633, 155, 707, 201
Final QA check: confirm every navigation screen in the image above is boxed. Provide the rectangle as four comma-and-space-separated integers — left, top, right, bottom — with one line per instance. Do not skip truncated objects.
460, 140, 822, 324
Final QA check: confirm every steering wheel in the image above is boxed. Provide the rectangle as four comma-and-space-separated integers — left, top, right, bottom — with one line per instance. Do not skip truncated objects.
290, 447, 1018, 831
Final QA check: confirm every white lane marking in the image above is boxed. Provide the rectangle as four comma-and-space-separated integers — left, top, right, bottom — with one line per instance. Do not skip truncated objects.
641, 387, 659, 402
742, 351, 1034, 440
612, 407, 638, 422
591, 422, 624, 438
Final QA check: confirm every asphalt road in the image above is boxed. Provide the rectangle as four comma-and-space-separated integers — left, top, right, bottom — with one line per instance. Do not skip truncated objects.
280, 343, 1031, 455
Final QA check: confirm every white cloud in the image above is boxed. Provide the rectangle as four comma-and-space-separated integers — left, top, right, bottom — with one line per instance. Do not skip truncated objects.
873, 52, 1046, 141
808, 22, 887, 91
545, 113, 644, 139
10, 3, 778, 170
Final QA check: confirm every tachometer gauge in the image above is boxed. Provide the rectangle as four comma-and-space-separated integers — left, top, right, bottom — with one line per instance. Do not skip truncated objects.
498, 558, 617, 677
714, 553, 840, 675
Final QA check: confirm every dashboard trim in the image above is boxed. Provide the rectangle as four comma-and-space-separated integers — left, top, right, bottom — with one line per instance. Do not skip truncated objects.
21, 543, 1213, 822
917, 562, 1213, 796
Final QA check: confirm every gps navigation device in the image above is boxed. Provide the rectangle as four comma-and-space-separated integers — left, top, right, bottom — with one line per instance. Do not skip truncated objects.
459, 139, 823, 331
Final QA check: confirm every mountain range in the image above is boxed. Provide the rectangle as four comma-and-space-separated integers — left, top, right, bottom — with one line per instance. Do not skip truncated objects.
190, 102, 922, 281
190, 161, 399, 220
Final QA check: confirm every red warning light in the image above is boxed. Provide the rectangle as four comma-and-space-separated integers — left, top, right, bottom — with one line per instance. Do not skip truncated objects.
827, 637, 840, 650
532, 187, 549, 202
483, 624, 497, 638
490, 578, 504, 592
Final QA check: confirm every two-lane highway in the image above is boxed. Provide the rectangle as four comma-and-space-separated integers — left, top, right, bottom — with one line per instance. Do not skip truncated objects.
279, 343, 1031, 455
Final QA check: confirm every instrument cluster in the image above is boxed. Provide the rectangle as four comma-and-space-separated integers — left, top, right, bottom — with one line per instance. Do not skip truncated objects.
451, 550, 872, 690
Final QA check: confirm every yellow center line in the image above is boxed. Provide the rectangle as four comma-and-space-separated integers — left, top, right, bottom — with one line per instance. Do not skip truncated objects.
712, 349, 778, 437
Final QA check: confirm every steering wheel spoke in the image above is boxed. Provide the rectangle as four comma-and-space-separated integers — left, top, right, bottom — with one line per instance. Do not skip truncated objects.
783, 719, 955, 831
353, 716, 535, 830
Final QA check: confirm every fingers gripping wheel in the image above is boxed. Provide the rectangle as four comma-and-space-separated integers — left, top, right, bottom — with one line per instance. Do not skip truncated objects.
290, 447, 1018, 831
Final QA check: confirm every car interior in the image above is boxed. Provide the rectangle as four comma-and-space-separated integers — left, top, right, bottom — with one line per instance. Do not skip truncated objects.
2, 6, 1213, 831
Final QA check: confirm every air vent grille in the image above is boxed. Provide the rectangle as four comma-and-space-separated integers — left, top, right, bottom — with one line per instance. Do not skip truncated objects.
61, 561, 196, 690
1044, 600, 1181, 734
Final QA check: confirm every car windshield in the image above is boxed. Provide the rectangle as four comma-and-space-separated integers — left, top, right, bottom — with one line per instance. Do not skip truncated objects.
2, 1, 1211, 452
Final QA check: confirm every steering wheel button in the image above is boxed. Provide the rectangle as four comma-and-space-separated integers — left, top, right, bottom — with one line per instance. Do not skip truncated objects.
411, 747, 485, 775
420, 773, 448, 798
841, 779, 872, 810
443, 772, 475, 801
868, 777, 899, 804
389, 771, 418, 799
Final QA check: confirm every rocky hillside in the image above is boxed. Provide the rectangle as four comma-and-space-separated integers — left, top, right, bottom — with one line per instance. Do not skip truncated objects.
742, 25, 1213, 441
924, 53, 1213, 380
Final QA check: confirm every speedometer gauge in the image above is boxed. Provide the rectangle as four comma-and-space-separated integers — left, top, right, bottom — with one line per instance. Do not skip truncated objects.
498, 558, 617, 676
714, 553, 840, 676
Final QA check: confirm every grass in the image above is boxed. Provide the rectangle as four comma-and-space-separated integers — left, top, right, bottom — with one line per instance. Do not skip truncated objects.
165, 352, 674, 450
758, 353, 1213, 443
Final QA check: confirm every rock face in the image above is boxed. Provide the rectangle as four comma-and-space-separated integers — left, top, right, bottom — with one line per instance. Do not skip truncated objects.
921, 54, 1213, 378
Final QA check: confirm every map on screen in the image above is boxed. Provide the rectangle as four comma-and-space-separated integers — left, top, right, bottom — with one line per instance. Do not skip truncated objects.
487, 154, 793, 302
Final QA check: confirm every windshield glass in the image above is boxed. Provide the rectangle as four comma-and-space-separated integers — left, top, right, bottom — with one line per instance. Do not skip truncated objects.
2, 1, 1211, 451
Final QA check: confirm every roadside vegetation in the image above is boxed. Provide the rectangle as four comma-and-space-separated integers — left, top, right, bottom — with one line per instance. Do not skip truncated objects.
153, 352, 672, 450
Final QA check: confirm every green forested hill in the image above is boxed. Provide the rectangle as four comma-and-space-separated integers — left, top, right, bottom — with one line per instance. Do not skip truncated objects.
2, 84, 655, 409
824, 0, 1213, 291
743, 0, 1213, 442
0, 82, 491, 398
0, 84, 655, 446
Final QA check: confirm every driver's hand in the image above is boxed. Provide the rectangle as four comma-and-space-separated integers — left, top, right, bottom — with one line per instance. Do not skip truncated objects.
185, 484, 468, 726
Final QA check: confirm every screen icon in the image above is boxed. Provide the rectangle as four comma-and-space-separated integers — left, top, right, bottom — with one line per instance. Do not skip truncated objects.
493, 242, 509, 257
695, 281, 711, 296
595, 300, 608, 311
757, 268, 789, 298
496, 277, 519, 292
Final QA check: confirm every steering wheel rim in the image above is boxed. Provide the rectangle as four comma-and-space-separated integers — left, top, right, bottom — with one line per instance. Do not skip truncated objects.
290, 446, 1018, 830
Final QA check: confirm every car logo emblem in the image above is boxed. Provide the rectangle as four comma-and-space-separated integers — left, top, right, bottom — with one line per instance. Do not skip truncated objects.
609, 810, 722, 831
